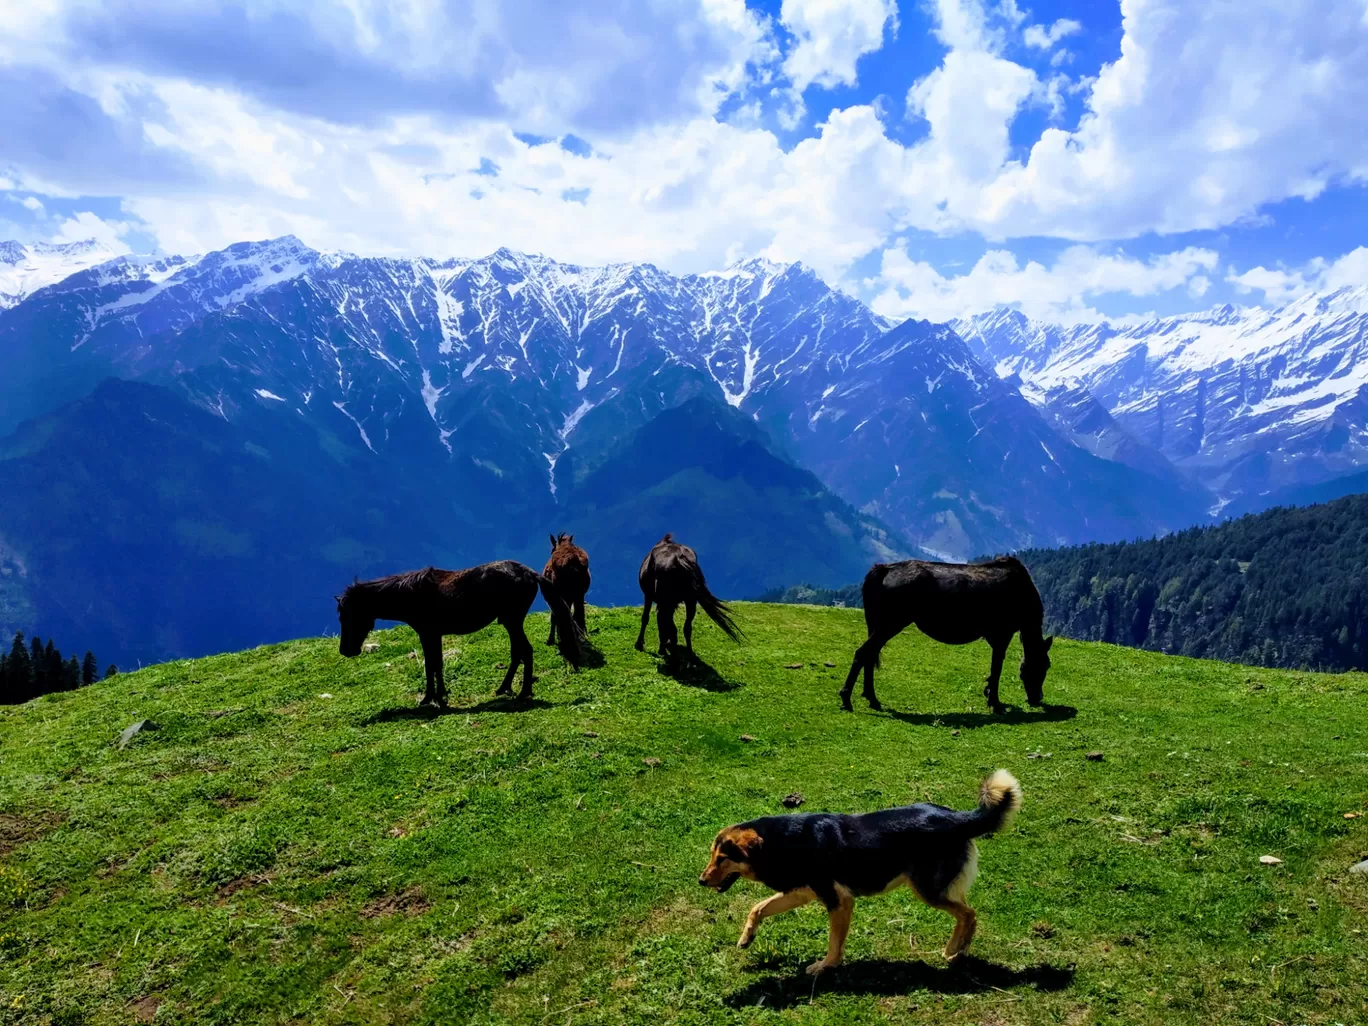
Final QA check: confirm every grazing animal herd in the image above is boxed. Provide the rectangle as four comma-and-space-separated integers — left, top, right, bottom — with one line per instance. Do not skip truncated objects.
336, 534, 1053, 973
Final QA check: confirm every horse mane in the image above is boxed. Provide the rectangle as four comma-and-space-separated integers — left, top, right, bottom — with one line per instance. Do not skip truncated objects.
661, 532, 674, 544
346, 566, 440, 601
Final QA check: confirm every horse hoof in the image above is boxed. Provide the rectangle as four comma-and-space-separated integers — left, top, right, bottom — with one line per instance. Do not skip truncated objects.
867, 700, 883, 712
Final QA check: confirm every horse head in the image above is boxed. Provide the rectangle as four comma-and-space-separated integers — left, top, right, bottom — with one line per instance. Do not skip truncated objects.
1019, 635, 1053, 706
336, 586, 376, 658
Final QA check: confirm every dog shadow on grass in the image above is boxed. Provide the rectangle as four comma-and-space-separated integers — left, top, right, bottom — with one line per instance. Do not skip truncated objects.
881, 703, 1078, 730
725, 954, 1075, 1009
655, 655, 742, 692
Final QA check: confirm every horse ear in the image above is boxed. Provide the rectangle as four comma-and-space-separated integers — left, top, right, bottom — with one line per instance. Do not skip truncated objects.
1043, 635, 1054, 651
568, 534, 574, 544
549, 533, 556, 547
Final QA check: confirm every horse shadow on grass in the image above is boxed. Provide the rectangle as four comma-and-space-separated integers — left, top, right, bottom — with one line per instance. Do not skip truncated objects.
725, 955, 1075, 1010
360, 694, 560, 724
879, 703, 1078, 730
655, 654, 742, 692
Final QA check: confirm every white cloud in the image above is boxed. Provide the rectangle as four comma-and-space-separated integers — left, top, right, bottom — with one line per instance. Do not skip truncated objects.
50, 211, 134, 252
1023, 18, 1081, 50
21, 196, 45, 213
1227, 247, 1368, 304
869, 244, 1221, 323
1, 0, 1365, 301
780, 0, 898, 91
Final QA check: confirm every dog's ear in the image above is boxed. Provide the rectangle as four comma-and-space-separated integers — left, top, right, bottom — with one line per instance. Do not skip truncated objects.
1043, 635, 1054, 651
730, 828, 763, 858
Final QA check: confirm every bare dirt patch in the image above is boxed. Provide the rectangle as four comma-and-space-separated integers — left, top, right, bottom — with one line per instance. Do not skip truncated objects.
0, 810, 64, 855
360, 886, 430, 919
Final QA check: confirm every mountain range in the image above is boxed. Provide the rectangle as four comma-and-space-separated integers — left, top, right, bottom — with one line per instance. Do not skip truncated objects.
1, 235, 1364, 665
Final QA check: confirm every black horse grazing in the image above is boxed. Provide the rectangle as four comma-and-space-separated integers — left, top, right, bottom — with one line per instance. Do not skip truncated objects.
635, 534, 742, 659
543, 533, 590, 646
840, 556, 1053, 713
337, 561, 582, 706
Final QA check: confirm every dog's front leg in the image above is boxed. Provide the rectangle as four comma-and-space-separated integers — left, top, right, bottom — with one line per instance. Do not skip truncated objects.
806, 886, 854, 975
737, 888, 815, 947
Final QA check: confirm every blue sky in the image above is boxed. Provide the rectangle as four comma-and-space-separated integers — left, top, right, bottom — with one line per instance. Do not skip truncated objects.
2, 0, 1366, 323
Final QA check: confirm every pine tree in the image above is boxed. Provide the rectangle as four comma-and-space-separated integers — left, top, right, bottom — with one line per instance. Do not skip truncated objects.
105, 665, 118, 680
0, 651, 8, 703
81, 651, 98, 687
44, 640, 62, 696
63, 655, 81, 691
29, 636, 45, 696
7, 633, 31, 704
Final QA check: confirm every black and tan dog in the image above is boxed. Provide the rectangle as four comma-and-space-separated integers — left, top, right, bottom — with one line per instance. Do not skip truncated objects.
699, 770, 1021, 975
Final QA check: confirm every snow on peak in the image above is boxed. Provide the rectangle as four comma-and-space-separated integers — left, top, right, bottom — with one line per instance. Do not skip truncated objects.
0, 237, 127, 309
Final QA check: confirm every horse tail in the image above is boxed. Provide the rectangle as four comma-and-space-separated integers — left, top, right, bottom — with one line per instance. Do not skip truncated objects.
687, 559, 743, 643
537, 573, 584, 669
860, 564, 893, 667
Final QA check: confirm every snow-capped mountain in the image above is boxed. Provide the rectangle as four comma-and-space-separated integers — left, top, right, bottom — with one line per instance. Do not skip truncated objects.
0, 235, 1202, 562
956, 288, 1368, 507
0, 238, 126, 310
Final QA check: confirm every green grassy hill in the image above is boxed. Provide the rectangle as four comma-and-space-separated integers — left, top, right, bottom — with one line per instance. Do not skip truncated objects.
2, 604, 1366, 1025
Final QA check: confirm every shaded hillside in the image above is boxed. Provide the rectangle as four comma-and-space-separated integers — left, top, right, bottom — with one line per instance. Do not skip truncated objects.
0, 382, 906, 664
1019, 494, 1368, 671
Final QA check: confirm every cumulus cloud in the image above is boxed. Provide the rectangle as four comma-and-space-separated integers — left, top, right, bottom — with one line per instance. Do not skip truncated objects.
869, 244, 1221, 323
780, 0, 898, 91
1023, 18, 1081, 50
7, 0, 778, 137
1227, 247, 1368, 304
0, 0, 1365, 314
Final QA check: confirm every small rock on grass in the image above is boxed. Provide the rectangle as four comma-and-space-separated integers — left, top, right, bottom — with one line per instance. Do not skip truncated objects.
407, 650, 418, 660
781, 792, 805, 809
740, 734, 756, 742
363, 643, 380, 653
824, 661, 837, 668
1348, 860, 1368, 875
642, 757, 662, 768
783, 663, 803, 670
1344, 812, 1361, 820
1086, 751, 1105, 761
1259, 855, 1283, 866
117, 720, 159, 749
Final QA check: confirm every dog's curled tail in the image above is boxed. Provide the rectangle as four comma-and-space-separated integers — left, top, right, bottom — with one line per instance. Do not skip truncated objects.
966, 769, 1022, 838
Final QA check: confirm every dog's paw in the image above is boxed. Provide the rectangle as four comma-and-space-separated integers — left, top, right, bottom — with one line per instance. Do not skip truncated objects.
736, 928, 756, 949
805, 959, 837, 976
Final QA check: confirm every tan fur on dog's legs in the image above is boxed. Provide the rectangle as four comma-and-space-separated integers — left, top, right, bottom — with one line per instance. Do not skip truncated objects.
737, 888, 815, 947
932, 900, 978, 960
806, 885, 855, 975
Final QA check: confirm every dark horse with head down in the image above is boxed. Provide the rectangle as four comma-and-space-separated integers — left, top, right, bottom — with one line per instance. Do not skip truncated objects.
543, 533, 590, 647
840, 556, 1053, 713
636, 534, 742, 660
337, 561, 582, 706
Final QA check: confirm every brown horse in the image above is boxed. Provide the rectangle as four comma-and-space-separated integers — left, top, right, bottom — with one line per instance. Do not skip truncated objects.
543, 533, 590, 646
636, 534, 742, 660
337, 561, 582, 706
840, 556, 1053, 713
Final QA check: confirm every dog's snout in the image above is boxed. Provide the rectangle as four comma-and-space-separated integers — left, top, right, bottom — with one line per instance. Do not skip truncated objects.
698, 875, 709, 887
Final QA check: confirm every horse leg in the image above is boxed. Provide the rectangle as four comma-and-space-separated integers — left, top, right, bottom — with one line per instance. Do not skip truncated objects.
683, 600, 697, 661
574, 595, 587, 633
860, 636, 888, 711
495, 621, 520, 696
658, 601, 678, 658
984, 637, 1008, 712
513, 622, 535, 702
546, 613, 557, 647
635, 596, 652, 651
419, 632, 444, 706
